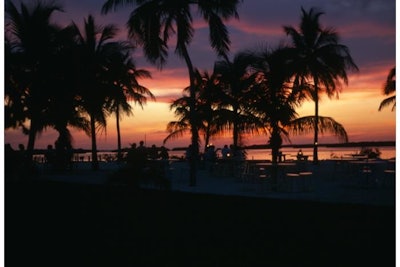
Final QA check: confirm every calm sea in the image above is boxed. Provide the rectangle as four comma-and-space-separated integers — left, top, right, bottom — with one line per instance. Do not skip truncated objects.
170, 146, 396, 161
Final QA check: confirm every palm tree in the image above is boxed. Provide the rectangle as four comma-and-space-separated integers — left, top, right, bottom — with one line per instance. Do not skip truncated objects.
164, 69, 226, 153
163, 94, 194, 147
251, 46, 348, 188
4, 36, 27, 131
106, 51, 154, 161
214, 51, 262, 148
378, 67, 396, 111
46, 25, 92, 156
71, 15, 124, 170
250, 46, 299, 165
102, 0, 241, 186
5, 0, 64, 162
195, 70, 229, 151
284, 7, 358, 164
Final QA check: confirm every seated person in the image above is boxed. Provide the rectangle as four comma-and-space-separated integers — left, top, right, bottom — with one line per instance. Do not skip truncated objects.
221, 145, 231, 159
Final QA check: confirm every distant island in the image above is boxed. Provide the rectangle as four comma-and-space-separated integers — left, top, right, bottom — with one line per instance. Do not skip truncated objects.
170, 141, 395, 151
244, 141, 396, 150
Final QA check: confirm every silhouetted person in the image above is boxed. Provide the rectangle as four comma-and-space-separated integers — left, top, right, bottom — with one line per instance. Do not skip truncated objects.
297, 149, 303, 160
205, 145, 216, 161
221, 144, 231, 159
149, 144, 158, 160
127, 141, 148, 176
159, 146, 169, 160
137, 141, 148, 162
45, 144, 56, 167
233, 146, 246, 161
126, 143, 137, 165
53, 138, 73, 171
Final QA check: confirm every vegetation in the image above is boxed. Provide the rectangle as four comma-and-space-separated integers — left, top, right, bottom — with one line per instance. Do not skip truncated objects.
284, 7, 358, 163
6, 1, 363, 177
5, 0, 69, 162
378, 67, 396, 111
5, 1, 152, 170
102, 0, 242, 186
163, 69, 228, 153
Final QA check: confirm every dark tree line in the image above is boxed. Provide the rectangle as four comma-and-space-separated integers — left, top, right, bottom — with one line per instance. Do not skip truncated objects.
5, 0, 153, 170
6, 1, 358, 185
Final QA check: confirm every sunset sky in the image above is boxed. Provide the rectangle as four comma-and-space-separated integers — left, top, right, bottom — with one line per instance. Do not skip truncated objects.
4, 0, 397, 151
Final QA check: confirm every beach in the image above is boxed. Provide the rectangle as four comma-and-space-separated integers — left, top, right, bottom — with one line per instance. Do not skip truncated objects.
6, 159, 395, 266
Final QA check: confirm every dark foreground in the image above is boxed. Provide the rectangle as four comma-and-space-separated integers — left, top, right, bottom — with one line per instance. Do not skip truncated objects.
6, 181, 395, 267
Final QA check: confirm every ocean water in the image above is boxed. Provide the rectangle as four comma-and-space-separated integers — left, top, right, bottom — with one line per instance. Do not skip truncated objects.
170, 146, 396, 161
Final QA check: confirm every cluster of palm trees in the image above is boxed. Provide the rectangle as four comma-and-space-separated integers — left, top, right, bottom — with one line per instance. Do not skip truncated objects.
160, 8, 357, 164
101, 1, 357, 186
5, 1, 154, 170
5, 0, 358, 186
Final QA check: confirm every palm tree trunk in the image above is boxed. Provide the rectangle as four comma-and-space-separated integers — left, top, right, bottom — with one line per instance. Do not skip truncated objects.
204, 128, 211, 153
26, 119, 37, 165
181, 45, 198, 186
313, 77, 319, 164
90, 114, 99, 170
270, 127, 281, 191
115, 107, 122, 161
233, 106, 239, 148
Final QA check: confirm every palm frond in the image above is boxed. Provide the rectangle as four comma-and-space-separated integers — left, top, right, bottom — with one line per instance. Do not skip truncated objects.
287, 115, 348, 143
383, 67, 395, 95
101, 0, 136, 14
378, 95, 396, 111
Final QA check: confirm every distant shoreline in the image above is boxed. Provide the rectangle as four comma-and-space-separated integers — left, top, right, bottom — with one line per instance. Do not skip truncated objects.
171, 140, 396, 151
245, 141, 396, 150
30, 140, 395, 154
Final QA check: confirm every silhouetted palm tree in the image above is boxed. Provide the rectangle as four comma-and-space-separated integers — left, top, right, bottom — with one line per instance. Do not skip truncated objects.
163, 95, 194, 147
284, 7, 358, 164
106, 51, 153, 161
379, 67, 396, 111
102, 0, 241, 186
251, 46, 348, 188
5, 0, 64, 162
71, 15, 124, 170
250, 46, 298, 165
164, 69, 226, 153
5, 36, 27, 131
214, 51, 262, 148
46, 25, 92, 154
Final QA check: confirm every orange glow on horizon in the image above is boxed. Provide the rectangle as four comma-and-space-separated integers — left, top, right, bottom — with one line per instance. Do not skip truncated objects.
4, 62, 396, 151
4, 0, 395, 152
